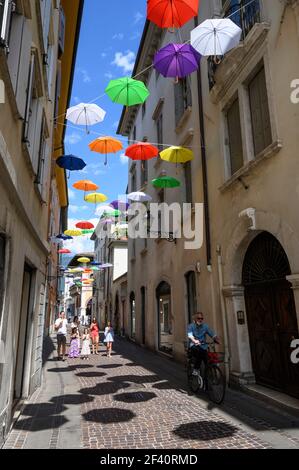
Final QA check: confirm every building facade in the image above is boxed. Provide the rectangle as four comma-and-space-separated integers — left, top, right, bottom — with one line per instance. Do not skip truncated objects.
118, 0, 299, 399
0, 0, 83, 444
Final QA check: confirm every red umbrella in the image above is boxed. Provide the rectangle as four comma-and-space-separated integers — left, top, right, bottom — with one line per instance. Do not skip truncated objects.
147, 0, 199, 29
75, 221, 95, 230
125, 142, 159, 161
58, 249, 71, 254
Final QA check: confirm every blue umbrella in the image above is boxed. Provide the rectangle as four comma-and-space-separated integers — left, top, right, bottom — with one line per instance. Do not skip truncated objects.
56, 155, 86, 171
91, 262, 102, 266
56, 234, 73, 240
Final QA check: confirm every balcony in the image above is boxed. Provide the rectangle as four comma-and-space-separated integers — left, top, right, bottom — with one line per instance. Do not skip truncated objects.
208, 0, 261, 89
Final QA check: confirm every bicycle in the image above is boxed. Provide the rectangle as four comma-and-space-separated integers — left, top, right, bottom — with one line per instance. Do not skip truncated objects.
185, 340, 226, 404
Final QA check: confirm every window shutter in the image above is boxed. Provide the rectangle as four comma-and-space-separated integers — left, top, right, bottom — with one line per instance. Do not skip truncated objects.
14, 18, 32, 118
41, 0, 51, 54
0, 0, 13, 47
186, 77, 192, 107
184, 162, 193, 203
23, 52, 35, 142
58, 6, 65, 56
227, 98, 244, 175
249, 67, 272, 155
174, 81, 184, 127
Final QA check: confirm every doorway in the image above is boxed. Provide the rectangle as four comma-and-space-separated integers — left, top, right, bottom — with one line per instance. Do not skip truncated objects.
156, 281, 173, 355
243, 232, 299, 398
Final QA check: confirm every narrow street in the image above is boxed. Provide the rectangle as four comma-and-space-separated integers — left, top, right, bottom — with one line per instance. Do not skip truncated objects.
3, 336, 299, 450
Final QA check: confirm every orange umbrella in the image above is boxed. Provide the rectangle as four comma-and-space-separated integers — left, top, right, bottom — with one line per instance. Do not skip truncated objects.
89, 137, 123, 165
73, 180, 99, 192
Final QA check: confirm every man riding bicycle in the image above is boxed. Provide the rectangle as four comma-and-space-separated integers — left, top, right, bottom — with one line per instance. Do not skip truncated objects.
187, 312, 220, 375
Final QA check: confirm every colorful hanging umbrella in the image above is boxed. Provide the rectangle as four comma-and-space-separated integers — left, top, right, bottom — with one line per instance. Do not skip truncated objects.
125, 142, 159, 161
96, 204, 116, 216
66, 103, 106, 133
84, 193, 108, 204
78, 257, 91, 263
56, 234, 73, 240
191, 19, 242, 57
58, 249, 72, 254
127, 192, 153, 202
56, 155, 86, 172
152, 176, 181, 188
89, 137, 123, 166
105, 77, 150, 107
100, 263, 113, 268
160, 146, 193, 164
84, 269, 93, 273
73, 180, 99, 192
110, 200, 130, 211
147, 0, 199, 29
81, 229, 95, 235
64, 229, 82, 237
154, 43, 201, 79
101, 209, 121, 219
75, 221, 95, 230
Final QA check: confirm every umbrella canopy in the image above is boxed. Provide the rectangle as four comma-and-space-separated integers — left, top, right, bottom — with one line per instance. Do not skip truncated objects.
154, 43, 201, 79
160, 146, 193, 164
73, 180, 99, 192
66, 103, 106, 133
84, 193, 108, 204
75, 221, 95, 230
105, 77, 150, 107
91, 262, 102, 266
100, 263, 113, 268
125, 142, 159, 161
72, 268, 85, 273
81, 229, 95, 234
89, 137, 123, 165
109, 200, 130, 211
56, 155, 86, 171
147, 0, 199, 29
128, 192, 153, 202
152, 176, 181, 188
191, 19, 242, 57
58, 249, 72, 254
84, 268, 93, 273
64, 229, 82, 237
56, 234, 73, 240
78, 257, 91, 263
95, 205, 116, 216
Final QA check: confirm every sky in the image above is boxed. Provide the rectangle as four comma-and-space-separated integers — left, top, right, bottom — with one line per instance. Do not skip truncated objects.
63, 0, 146, 254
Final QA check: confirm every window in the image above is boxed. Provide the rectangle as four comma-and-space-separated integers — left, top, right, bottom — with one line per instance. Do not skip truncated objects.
58, 6, 65, 57
23, 52, 36, 142
184, 162, 193, 203
0, 234, 6, 328
156, 112, 163, 152
227, 97, 244, 175
141, 160, 148, 187
142, 101, 146, 119
0, 0, 13, 48
222, 0, 261, 39
130, 164, 137, 192
130, 292, 136, 339
185, 271, 197, 324
35, 113, 48, 192
174, 78, 192, 127
249, 66, 272, 156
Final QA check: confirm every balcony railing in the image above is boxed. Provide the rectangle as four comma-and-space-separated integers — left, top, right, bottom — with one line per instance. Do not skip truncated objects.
208, 0, 261, 88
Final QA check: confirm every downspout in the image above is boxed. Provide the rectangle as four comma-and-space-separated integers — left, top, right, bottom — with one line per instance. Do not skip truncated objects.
217, 245, 230, 385
195, 16, 212, 268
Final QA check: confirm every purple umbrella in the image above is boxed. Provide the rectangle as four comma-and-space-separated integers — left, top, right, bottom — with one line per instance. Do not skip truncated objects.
110, 200, 130, 211
154, 43, 201, 79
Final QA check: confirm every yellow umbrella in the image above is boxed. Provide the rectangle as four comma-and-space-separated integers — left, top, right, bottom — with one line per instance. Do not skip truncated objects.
160, 146, 193, 164
78, 257, 91, 263
64, 229, 82, 237
84, 193, 108, 204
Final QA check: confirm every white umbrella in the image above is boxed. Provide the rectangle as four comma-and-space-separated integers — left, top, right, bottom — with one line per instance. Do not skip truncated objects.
100, 263, 113, 268
95, 205, 117, 217
66, 103, 106, 133
191, 19, 242, 57
128, 191, 152, 202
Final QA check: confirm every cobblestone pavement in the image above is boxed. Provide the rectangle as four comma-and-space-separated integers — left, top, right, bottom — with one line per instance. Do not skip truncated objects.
3, 336, 299, 449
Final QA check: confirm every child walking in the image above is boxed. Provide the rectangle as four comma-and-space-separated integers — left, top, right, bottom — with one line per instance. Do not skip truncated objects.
81, 328, 91, 360
68, 327, 80, 358
104, 321, 114, 357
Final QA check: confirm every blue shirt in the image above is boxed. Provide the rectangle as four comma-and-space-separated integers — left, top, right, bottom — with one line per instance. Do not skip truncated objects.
187, 322, 216, 350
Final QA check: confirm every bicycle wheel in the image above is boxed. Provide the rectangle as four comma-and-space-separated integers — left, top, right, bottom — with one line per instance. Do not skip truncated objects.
205, 365, 225, 404
187, 362, 200, 392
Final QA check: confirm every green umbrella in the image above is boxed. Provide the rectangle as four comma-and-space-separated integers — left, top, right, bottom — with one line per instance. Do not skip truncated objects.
152, 176, 181, 188
101, 209, 121, 218
105, 77, 150, 106
81, 229, 95, 234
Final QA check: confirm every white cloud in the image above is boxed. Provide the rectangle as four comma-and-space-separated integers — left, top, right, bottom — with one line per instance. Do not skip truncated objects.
73, 96, 81, 104
130, 31, 141, 41
68, 189, 76, 201
105, 72, 114, 80
64, 237, 94, 255
69, 205, 89, 214
112, 33, 124, 40
134, 12, 144, 24
120, 153, 129, 165
78, 68, 91, 83
112, 51, 136, 74
81, 163, 107, 176
65, 132, 82, 145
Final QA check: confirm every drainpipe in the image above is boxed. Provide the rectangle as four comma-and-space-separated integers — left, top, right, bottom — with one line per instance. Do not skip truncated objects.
195, 17, 212, 268
216, 245, 230, 385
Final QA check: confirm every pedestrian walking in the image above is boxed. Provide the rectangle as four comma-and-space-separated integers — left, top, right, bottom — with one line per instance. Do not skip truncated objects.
104, 321, 114, 357
68, 327, 80, 358
90, 317, 100, 355
81, 328, 91, 360
54, 311, 68, 361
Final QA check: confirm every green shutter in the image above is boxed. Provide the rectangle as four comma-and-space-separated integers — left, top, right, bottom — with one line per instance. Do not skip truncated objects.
249, 67, 272, 155
227, 98, 244, 175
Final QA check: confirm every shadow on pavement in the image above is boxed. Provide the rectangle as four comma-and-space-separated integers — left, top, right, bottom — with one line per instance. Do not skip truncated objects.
75, 371, 107, 378
79, 382, 131, 396
82, 408, 135, 424
49, 394, 95, 405
108, 374, 161, 385
113, 391, 157, 403
97, 364, 123, 369
13, 415, 68, 431
172, 420, 237, 441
